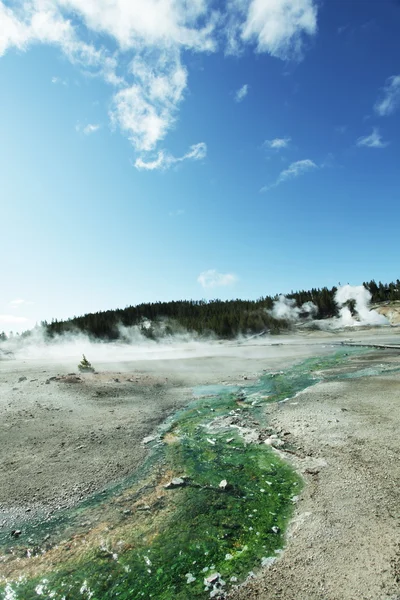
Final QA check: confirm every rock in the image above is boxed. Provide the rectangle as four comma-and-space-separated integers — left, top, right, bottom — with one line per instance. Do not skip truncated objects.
271, 526, 280, 534
164, 477, 185, 489
205, 573, 221, 586
219, 479, 228, 490
305, 467, 320, 476
11, 530, 22, 538
142, 435, 156, 445
18, 376, 27, 382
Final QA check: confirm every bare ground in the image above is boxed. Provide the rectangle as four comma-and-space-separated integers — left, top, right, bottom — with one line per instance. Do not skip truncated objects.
0, 329, 400, 598
227, 355, 400, 600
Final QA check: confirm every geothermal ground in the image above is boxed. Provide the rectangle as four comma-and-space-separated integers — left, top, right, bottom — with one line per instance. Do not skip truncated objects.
0, 328, 399, 599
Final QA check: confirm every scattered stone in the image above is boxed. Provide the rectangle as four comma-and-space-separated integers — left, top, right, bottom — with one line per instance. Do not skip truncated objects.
205, 573, 221, 586
305, 467, 320, 476
185, 573, 196, 584
164, 477, 185, 489
142, 435, 156, 445
261, 556, 276, 568
207, 438, 216, 445
271, 526, 280, 534
18, 376, 27, 383
11, 530, 22, 538
219, 479, 228, 490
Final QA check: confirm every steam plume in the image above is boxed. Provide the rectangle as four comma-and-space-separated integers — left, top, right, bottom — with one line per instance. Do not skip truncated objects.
334, 285, 388, 327
270, 295, 317, 322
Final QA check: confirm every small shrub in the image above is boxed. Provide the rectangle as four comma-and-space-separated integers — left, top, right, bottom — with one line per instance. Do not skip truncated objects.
78, 354, 95, 372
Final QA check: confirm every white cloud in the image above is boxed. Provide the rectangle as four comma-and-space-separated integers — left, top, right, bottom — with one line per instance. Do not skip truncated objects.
51, 76, 67, 85
134, 142, 207, 171
76, 122, 101, 135
0, 314, 29, 325
261, 158, 317, 191
82, 123, 100, 135
110, 53, 188, 153
197, 269, 238, 289
54, 0, 216, 53
83, 123, 100, 134
264, 136, 291, 149
9, 298, 27, 307
0, 0, 319, 165
356, 128, 388, 149
278, 158, 317, 181
241, 0, 318, 60
234, 83, 248, 102
374, 75, 400, 117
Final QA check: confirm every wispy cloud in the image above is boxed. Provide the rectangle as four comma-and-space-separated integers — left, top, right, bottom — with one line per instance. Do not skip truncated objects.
110, 53, 188, 153
374, 75, 400, 117
234, 83, 248, 103
51, 76, 67, 86
337, 24, 349, 35
76, 123, 101, 135
197, 269, 238, 289
0, 0, 319, 167
261, 158, 317, 192
0, 314, 29, 325
264, 136, 291, 150
9, 298, 31, 307
356, 128, 388, 149
135, 142, 207, 171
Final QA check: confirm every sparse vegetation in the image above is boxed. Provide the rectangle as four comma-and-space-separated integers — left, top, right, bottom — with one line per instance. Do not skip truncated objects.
78, 354, 95, 372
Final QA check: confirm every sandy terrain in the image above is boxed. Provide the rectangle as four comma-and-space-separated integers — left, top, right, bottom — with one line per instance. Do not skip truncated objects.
0, 327, 400, 598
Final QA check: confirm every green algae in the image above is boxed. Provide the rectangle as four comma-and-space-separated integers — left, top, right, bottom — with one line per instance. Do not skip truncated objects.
2, 347, 391, 600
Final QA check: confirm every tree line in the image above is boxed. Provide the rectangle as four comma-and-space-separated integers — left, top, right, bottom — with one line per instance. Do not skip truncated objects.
1, 278, 399, 342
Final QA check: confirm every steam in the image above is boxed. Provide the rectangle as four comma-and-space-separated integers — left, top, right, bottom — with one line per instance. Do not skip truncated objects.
0, 285, 391, 364
334, 285, 388, 327
269, 285, 389, 329
270, 295, 318, 321
0, 321, 219, 364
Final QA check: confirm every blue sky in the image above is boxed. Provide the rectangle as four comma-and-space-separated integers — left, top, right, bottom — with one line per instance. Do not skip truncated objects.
1, 0, 400, 332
